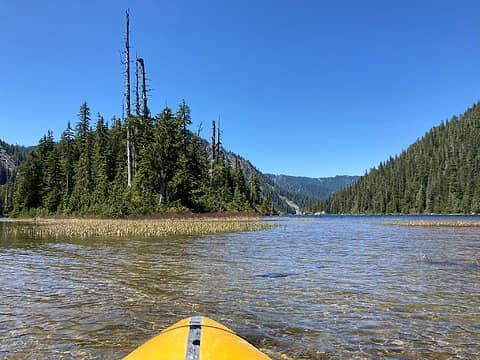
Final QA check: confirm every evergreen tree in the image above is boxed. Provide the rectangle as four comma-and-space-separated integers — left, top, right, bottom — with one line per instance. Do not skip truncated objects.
58, 121, 75, 212
91, 114, 110, 210
70, 103, 93, 213
249, 173, 261, 208
13, 152, 42, 213
231, 159, 250, 211
43, 147, 62, 212
176, 99, 192, 156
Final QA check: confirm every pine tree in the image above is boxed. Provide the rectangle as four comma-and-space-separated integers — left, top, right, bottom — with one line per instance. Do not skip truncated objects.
70, 103, 93, 213
230, 159, 250, 211
249, 173, 261, 208
13, 152, 42, 213
43, 147, 62, 213
91, 114, 110, 210
58, 121, 75, 212
176, 99, 192, 156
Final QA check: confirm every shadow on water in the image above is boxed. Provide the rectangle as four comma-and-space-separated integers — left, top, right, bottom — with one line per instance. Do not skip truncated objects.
255, 272, 299, 279
427, 259, 480, 270
418, 255, 480, 271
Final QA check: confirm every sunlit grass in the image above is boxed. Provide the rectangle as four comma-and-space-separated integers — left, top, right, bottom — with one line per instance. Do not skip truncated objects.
7, 217, 272, 239
383, 220, 480, 227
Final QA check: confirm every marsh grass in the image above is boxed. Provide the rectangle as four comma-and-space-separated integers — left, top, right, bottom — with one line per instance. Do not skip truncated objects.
7, 217, 272, 239
383, 220, 480, 227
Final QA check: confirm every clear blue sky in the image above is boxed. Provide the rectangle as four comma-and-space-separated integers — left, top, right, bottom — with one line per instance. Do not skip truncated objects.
1, 0, 479, 177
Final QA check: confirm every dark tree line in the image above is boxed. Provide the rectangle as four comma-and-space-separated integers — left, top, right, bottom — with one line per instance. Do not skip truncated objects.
322, 103, 480, 214
0, 141, 32, 216
11, 101, 271, 216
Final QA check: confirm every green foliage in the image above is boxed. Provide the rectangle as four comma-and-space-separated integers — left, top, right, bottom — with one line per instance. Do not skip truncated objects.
249, 173, 261, 208
259, 195, 277, 215
58, 121, 75, 211
69, 105, 94, 213
92, 115, 110, 205
13, 152, 43, 213
0, 139, 31, 215
176, 99, 192, 156
230, 159, 250, 210
12, 100, 265, 216
323, 102, 480, 214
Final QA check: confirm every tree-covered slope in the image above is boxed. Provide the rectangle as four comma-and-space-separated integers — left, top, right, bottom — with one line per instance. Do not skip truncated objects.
323, 102, 480, 214
223, 153, 296, 214
0, 140, 33, 215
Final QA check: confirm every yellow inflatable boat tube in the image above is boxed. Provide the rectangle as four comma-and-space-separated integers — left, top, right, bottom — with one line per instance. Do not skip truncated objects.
124, 316, 271, 359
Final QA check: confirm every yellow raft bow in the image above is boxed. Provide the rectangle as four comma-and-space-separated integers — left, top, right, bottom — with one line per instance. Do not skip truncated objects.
124, 316, 271, 360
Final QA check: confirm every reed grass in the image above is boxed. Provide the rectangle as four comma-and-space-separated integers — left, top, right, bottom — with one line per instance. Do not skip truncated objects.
7, 217, 272, 239
383, 220, 480, 227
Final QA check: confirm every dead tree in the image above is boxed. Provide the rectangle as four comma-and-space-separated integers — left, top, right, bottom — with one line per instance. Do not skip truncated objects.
135, 56, 140, 116
124, 9, 133, 188
210, 120, 216, 183
211, 120, 216, 161
136, 58, 148, 117
125, 10, 131, 118
3, 170, 8, 213
216, 118, 222, 159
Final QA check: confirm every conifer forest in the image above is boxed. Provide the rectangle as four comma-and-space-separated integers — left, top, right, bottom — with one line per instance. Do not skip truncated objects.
322, 103, 480, 214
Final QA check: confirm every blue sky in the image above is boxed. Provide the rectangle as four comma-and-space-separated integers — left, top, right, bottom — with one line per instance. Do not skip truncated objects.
0, 0, 479, 177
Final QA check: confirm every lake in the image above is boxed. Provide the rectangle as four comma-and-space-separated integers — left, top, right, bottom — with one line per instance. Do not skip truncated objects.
0, 216, 479, 359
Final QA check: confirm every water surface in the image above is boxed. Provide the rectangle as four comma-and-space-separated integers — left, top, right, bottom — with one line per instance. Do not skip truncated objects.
0, 216, 479, 359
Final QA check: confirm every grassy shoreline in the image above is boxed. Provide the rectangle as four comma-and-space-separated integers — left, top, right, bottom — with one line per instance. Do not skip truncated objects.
383, 219, 480, 227
8, 211, 263, 220
5, 215, 272, 239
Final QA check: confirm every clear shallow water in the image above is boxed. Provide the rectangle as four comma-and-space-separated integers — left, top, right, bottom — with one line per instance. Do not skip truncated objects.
0, 216, 479, 359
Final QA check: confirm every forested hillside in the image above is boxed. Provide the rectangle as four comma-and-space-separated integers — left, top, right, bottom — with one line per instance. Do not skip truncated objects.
222, 154, 297, 214
0, 140, 33, 216
323, 102, 480, 214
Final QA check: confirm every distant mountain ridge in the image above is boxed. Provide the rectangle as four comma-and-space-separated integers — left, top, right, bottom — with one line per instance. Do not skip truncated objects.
264, 174, 359, 213
266, 174, 359, 200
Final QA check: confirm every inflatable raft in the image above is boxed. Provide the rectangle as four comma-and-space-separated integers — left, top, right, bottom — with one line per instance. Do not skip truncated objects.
124, 316, 271, 359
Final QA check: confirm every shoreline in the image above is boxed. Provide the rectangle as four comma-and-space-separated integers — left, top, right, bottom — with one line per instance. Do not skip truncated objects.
4, 216, 272, 239
7, 211, 263, 221
383, 219, 480, 227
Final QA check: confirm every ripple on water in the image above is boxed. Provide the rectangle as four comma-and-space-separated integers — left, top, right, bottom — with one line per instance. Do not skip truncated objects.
1, 216, 480, 359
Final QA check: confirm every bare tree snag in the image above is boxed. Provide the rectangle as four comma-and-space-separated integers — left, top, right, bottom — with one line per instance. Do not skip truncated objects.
216, 118, 222, 159
125, 9, 131, 118
135, 56, 140, 116
125, 9, 132, 188
211, 120, 216, 162
136, 58, 148, 117
210, 120, 216, 183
